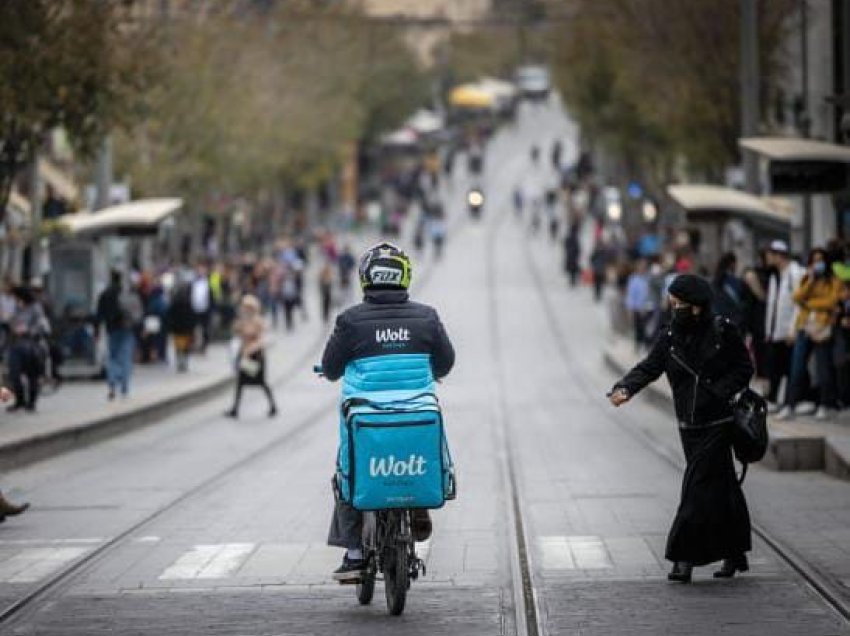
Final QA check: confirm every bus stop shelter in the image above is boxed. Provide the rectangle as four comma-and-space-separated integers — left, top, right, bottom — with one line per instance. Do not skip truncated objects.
667, 184, 793, 269
50, 198, 183, 377
739, 136, 850, 249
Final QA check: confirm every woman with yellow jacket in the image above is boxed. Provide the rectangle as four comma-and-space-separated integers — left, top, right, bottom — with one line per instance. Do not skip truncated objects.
778, 248, 842, 420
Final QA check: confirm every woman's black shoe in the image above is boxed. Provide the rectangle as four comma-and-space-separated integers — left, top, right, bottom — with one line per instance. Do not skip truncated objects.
268, 406, 278, 418
714, 555, 749, 578
667, 561, 692, 583
224, 409, 238, 419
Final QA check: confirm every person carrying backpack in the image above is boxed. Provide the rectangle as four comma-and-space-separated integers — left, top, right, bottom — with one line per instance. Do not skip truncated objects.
96, 270, 142, 400
319, 242, 455, 581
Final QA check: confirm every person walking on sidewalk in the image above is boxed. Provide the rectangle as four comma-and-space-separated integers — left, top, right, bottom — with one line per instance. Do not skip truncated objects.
711, 253, 747, 330
191, 263, 212, 353
625, 259, 652, 351
166, 283, 196, 373
279, 266, 300, 332
609, 274, 754, 584
224, 295, 277, 419
96, 270, 142, 400
6, 286, 49, 412
319, 262, 334, 324
0, 385, 30, 520
764, 241, 804, 411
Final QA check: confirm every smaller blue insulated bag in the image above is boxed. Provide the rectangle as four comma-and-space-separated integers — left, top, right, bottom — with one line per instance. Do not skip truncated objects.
336, 393, 455, 511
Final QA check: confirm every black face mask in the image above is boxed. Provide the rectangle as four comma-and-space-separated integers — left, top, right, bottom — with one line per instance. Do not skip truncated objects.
673, 306, 699, 329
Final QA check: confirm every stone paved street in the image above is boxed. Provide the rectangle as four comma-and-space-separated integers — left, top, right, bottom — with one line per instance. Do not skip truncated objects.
0, 102, 848, 635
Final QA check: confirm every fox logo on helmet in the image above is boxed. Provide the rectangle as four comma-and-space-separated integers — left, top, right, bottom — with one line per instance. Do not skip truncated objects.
369, 265, 403, 285
359, 242, 412, 290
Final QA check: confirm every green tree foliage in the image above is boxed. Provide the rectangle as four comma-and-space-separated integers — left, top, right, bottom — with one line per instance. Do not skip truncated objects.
0, 0, 159, 218
115, 4, 429, 200
447, 29, 522, 84
549, 0, 796, 181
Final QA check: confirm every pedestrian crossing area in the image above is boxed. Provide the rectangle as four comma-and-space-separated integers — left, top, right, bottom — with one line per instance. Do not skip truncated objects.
0, 534, 667, 588
159, 543, 255, 580
0, 546, 89, 584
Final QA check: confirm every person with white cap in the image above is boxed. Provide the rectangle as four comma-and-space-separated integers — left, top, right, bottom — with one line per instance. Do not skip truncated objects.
764, 240, 804, 414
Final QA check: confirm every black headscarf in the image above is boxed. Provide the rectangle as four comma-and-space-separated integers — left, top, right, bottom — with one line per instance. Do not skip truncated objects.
668, 274, 713, 308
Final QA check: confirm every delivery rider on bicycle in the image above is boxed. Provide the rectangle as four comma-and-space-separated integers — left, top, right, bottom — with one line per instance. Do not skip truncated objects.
320, 242, 455, 581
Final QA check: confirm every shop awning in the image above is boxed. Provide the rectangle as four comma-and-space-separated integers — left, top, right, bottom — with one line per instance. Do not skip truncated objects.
739, 137, 850, 162
405, 109, 444, 135
449, 84, 495, 110
667, 184, 793, 228
477, 77, 517, 101
60, 198, 182, 237
379, 127, 419, 147
739, 137, 850, 194
8, 189, 32, 216
38, 157, 79, 202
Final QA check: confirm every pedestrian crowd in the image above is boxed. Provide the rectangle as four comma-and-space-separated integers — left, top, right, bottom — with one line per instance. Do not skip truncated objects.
620, 238, 850, 421
0, 229, 357, 411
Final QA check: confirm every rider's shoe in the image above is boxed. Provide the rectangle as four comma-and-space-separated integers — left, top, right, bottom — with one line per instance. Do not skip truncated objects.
332, 556, 366, 582
411, 509, 432, 542
0, 493, 29, 519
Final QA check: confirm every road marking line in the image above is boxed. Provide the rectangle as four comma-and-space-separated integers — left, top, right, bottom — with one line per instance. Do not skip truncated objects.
0, 538, 104, 546
159, 544, 255, 580
0, 547, 89, 583
538, 536, 612, 570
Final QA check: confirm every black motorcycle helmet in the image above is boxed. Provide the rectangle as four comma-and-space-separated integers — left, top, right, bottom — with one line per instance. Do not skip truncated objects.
358, 242, 412, 291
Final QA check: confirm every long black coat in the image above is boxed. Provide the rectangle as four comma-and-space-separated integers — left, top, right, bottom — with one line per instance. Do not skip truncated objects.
616, 315, 753, 425
614, 314, 754, 565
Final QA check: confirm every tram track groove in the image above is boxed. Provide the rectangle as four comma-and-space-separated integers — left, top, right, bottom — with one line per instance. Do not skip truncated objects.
0, 396, 337, 628
0, 120, 531, 631
0, 219, 466, 631
485, 199, 544, 636
519, 230, 850, 626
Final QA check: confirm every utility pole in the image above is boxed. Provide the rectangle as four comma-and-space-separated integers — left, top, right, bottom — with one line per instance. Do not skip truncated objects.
516, 0, 529, 64
843, 0, 850, 140
799, 0, 812, 253
740, 0, 760, 193
94, 136, 113, 211
27, 153, 42, 283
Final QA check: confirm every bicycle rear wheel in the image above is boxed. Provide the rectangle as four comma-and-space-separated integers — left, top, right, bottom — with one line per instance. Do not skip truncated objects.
383, 543, 407, 616
356, 560, 376, 605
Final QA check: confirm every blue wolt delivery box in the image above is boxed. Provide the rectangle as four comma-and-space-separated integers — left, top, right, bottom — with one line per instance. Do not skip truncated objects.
336, 394, 455, 511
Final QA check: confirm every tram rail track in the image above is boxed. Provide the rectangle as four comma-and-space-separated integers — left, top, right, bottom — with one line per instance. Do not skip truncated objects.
520, 229, 850, 626
485, 195, 544, 636
0, 120, 534, 632
0, 211, 470, 630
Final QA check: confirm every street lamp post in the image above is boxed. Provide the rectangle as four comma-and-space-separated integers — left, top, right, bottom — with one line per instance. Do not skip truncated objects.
740, 0, 760, 194
799, 0, 813, 253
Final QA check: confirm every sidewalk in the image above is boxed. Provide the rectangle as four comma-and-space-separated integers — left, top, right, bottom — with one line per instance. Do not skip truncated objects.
0, 196, 442, 472
0, 316, 329, 472
603, 334, 850, 482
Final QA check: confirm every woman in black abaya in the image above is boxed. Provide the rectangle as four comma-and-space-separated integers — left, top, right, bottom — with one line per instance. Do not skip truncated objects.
609, 274, 754, 583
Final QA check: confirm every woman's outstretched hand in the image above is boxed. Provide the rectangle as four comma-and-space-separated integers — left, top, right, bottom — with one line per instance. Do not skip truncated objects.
608, 388, 630, 407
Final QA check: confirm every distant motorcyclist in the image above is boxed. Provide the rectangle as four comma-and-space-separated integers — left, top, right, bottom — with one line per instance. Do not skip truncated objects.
320, 242, 455, 580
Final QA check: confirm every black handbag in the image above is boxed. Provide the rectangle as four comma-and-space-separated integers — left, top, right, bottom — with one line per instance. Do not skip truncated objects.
729, 387, 769, 466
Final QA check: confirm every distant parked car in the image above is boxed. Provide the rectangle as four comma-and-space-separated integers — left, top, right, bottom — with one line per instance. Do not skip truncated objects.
515, 65, 551, 100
